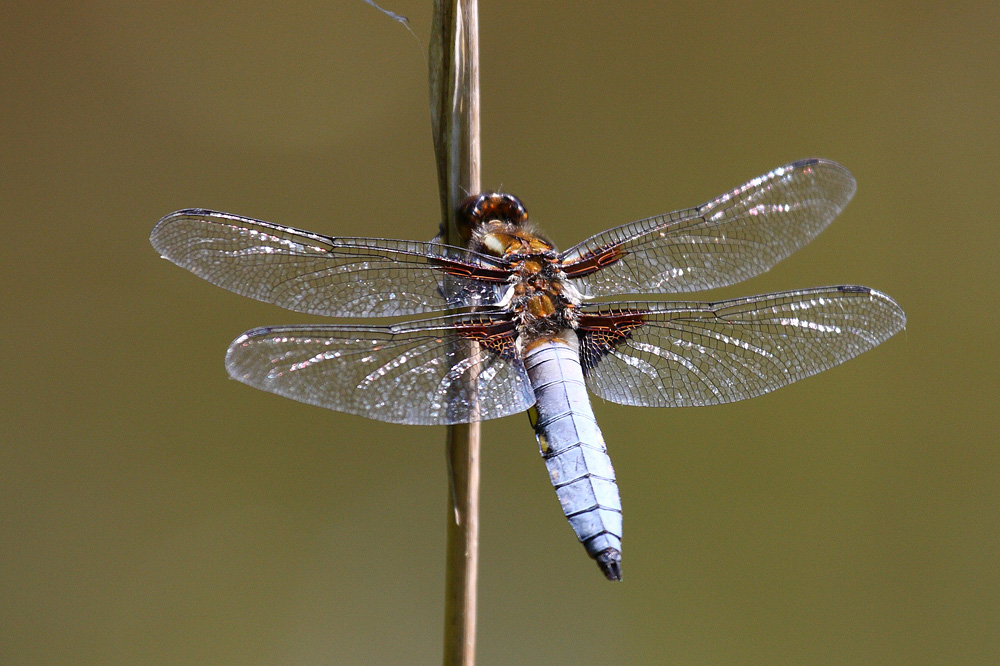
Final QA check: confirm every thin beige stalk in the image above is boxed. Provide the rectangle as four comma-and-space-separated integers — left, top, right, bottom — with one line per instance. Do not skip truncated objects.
429, 1, 480, 665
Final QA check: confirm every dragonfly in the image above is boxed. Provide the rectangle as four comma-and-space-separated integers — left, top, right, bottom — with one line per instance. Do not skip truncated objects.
150, 158, 905, 581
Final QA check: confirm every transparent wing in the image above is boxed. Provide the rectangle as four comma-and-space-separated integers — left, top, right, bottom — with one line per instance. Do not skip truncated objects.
224, 313, 534, 425
559, 159, 857, 297
150, 209, 512, 318
576, 286, 905, 407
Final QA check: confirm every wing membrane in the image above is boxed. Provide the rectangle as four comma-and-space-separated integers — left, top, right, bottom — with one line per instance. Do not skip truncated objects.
150, 209, 511, 318
560, 159, 857, 297
577, 286, 905, 407
224, 313, 534, 425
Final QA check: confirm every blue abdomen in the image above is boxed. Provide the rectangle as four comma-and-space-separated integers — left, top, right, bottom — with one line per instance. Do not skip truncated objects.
523, 333, 623, 581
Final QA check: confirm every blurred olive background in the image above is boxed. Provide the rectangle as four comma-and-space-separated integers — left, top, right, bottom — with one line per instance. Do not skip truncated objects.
3, 1, 997, 664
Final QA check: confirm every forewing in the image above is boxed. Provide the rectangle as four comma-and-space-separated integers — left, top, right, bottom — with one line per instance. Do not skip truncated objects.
224, 313, 534, 425
577, 286, 905, 407
150, 209, 511, 317
560, 159, 857, 297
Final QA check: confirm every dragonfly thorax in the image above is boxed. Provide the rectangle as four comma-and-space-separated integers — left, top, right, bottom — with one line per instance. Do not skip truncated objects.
470, 220, 556, 258
505, 248, 580, 342
458, 193, 579, 342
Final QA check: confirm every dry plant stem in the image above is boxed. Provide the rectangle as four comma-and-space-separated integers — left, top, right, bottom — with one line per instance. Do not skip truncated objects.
429, 1, 481, 665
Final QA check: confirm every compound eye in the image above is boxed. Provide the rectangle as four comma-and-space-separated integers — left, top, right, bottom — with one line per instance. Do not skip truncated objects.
457, 192, 529, 228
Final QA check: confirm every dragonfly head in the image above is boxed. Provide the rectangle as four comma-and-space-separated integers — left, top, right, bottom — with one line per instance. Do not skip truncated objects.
456, 192, 529, 241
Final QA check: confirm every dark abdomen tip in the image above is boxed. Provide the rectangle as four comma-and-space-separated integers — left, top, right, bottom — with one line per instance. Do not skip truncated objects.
596, 548, 622, 582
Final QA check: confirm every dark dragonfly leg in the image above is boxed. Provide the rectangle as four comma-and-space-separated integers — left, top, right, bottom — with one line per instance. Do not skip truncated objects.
523, 335, 624, 581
